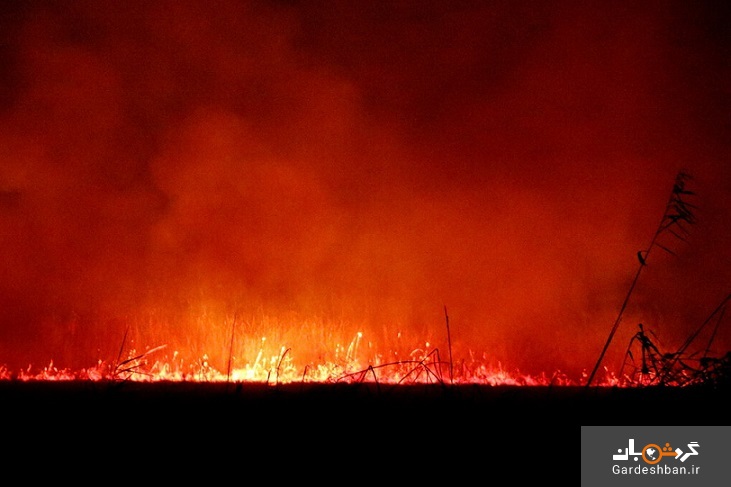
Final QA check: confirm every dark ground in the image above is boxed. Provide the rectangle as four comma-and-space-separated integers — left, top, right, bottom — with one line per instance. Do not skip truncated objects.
2, 381, 728, 481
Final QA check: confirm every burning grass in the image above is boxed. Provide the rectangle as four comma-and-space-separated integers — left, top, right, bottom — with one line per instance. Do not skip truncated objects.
1, 170, 728, 390
1, 316, 727, 388
0, 338, 581, 386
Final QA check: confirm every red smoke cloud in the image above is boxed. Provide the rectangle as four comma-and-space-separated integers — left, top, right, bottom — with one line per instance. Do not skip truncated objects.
0, 0, 729, 379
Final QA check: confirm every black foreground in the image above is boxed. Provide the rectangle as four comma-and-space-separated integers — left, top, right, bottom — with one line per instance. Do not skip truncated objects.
2, 380, 728, 480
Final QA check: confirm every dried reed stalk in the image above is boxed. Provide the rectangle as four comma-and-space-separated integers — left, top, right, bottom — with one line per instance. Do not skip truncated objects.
586, 170, 697, 387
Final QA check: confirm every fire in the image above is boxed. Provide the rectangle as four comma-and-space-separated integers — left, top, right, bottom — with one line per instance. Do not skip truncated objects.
0, 328, 602, 386
3, 326, 727, 387
1, 304, 727, 388
1, 285, 727, 388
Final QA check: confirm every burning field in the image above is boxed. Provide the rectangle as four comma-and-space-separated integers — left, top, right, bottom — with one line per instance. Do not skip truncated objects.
1, 169, 728, 391
1, 2, 730, 463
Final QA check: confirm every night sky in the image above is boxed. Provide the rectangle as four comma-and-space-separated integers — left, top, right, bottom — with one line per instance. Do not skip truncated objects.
1, 0, 729, 380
